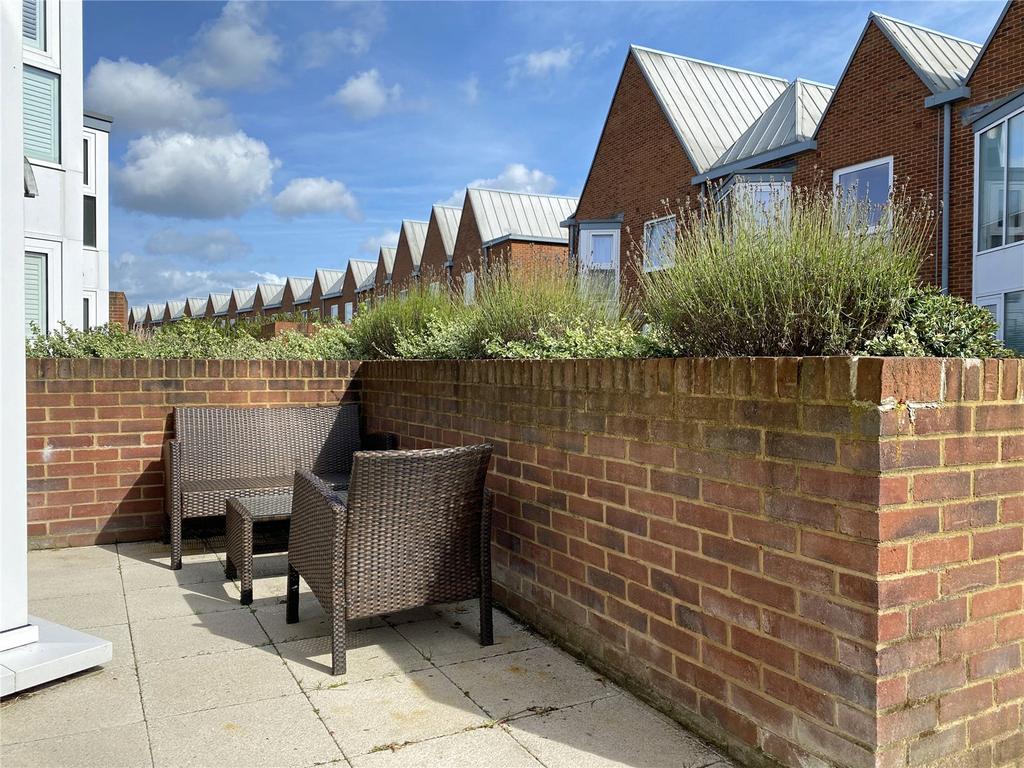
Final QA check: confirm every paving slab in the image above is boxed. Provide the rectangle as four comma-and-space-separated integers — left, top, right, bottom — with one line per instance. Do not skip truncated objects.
277, 626, 430, 690
351, 724, 541, 768
147, 693, 341, 768
26, 590, 128, 630
309, 668, 489, 757
256, 600, 384, 644
117, 541, 220, 570
138, 645, 300, 719
0, 720, 152, 768
120, 558, 229, 592
28, 562, 125, 601
125, 580, 242, 622
395, 611, 542, 667
131, 609, 270, 663
89, 623, 135, 669
443, 645, 619, 720
0, 666, 142, 744
507, 695, 729, 768
28, 544, 120, 571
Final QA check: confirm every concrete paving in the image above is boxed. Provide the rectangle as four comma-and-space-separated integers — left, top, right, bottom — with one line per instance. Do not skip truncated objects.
2, 541, 738, 768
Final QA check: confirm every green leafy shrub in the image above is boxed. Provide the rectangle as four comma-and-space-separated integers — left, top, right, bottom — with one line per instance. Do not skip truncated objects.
26, 322, 147, 358
348, 285, 461, 359
642, 184, 929, 356
862, 287, 1014, 358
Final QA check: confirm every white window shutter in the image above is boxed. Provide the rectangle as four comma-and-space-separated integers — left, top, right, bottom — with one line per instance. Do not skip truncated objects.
23, 0, 44, 49
24, 66, 59, 163
24, 252, 47, 333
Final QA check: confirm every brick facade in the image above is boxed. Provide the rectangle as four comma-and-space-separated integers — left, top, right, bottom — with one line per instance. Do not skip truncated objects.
573, 53, 699, 301
419, 212, 453, 290
390, 224, 424, 296
108, 291, 128, 330
489, 239, 570, 274
791, 20, 943, 291
450, 201, 484, 297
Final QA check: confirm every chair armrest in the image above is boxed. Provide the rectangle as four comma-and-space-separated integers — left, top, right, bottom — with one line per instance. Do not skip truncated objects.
362, 432, 398, 451
163, 439, 181, 517
289, 470, 348, 609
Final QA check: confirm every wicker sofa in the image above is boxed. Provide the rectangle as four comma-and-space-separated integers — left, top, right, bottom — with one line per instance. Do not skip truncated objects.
287, 444, 494, 675
163, 404, 393, 570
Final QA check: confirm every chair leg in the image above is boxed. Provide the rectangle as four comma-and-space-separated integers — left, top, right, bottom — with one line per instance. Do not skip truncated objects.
286, 565, 300, 624
480, 587, 494, 646
170, 512, 183, 570
331, 599, 347, 676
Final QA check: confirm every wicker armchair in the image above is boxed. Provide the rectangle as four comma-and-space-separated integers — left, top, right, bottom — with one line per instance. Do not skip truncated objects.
286, 444, 494, 675
163, 404, 394, 570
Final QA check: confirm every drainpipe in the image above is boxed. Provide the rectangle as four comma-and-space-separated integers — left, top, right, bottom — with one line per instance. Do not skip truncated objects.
941, 103, 951, 294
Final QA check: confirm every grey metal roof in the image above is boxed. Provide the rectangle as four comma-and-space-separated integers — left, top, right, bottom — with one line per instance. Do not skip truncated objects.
348, 259, 376, 291
356, 268, 376, 293
257, 282, 285, 308
630, 45, 789, 174
401, 220, 429, 268
286, 277, 314, 305
709, 79, 832, 173
166, 300, 186, 321
871, 13, 980, 94
467, 188, 579, 244
314, 270, 345, 299
146, 303, 164, 323
129, 306, 147, 324
432, 205, 462, 257
186, 297, 207, 316
208, 293, 230, 315
377, 246, 397, 279
232, 288, 256, 312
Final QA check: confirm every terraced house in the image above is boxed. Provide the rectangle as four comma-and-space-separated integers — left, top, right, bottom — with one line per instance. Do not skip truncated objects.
281, 276, 314, 317
338, 259, 375, 323
418, 204, 462, 293
252, 282, 285, 318
389, 219, 429, 296
314, 269, 345, 320
204, 292, 230, 325
450, 188, 578, 304
373, 245, 398, 296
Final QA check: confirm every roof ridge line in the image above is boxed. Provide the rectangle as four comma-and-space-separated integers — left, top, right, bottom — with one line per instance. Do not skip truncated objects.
629, 43, 788, 83
869, 11, 981, 47
468, 186, 580, 200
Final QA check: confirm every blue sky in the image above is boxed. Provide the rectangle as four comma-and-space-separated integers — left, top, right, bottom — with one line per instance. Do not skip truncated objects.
84, 0, 1004, 306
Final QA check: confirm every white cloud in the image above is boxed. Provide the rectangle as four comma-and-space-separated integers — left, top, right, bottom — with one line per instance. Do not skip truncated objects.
272, 177, 362, 220
359, 230, 400, 255
144, 228, 251, 263
304, 28, 373, 67
461, 75, 480, 105
115, 131, 279, 219
507, 44, 582, 81
178, 1, 281, 91
444, 163, 557, 205
85, 58, 231, 135
112, 251, 281, 307
330, 69, 402, 119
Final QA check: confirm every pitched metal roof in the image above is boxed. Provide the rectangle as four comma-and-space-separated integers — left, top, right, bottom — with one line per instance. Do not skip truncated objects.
208, 293, 230, 316
871, 13, 980, 94
314, 270, 345, 299
166, 300, 186, 321
129, 306, 147, 325
146, 303, 164, 323
257, 282, 285, 308
347, 259, 376, 290
705, 79, 833, 179
185, 297, 207, 316
400, 220, 429, 269
630, 45, 789, 174
467, 188, 579, 244
432, 205, 462, 257
232, 288, 256, 312
377, 246, 397, 280
356, 268, 376, 293
286, 277, 313, 305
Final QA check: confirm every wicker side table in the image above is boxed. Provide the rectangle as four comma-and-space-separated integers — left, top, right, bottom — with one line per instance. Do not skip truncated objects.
225, 492, 295, 605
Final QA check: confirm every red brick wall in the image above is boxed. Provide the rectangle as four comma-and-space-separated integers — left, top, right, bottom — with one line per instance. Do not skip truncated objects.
419, 214, 452, 290
574, 53, 699, 301
390, 232, 417, 297
108, 292, 128, 330
450, 200, 484, 296
792, 21, 943, 290
359, 357, 1023, 768
950, 1, 1024, 300
25, 359, 357, 548
490, 240, 569, 273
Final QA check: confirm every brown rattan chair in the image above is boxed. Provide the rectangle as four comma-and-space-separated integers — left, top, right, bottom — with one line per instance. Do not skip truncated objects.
163, 404, 394, 570
286, 444, 494, 675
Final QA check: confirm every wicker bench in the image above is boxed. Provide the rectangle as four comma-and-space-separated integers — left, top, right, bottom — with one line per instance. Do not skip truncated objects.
163, 404, 393, 570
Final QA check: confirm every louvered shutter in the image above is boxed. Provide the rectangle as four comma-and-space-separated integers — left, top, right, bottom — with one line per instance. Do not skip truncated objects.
23, 66, 59, 163
24, 252, 47, 333
23, 0, 44, 49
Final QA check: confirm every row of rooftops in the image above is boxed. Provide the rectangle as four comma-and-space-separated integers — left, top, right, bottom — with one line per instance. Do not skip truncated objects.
130, 9, 987, 327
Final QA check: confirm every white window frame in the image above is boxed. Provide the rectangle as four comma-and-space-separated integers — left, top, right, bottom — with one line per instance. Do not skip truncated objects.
577, 226, 620, 301
82, 131, 96, 195
833, 156, 894, 233
343, 302, 353, 322
23, 0, 60, 70
82, 289, 97, 331
25, 237, 61, 333
642, 215, 676, 272
973, 103, 1024, 257
463, 272, 475, 305
23, 65, 60, 165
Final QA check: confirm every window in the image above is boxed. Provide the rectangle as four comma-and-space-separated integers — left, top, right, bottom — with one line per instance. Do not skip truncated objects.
721, 178, 791, 228
83, 196, 97, 247
463, 272, 475, 305
301, 310, 308, 320
578, 228, 619, 300
429, 281, 440, 295
833, 157, 892, 229
23, 66, 59, 163
643, 216, 676, 271
82, 297, 91, 331
976, 112, 1024, 252
344, 302, 353, 323
25, 252, 47, 333
399, 289, 408, 300
1006, 290, 1024, 354
83, 138, 89, 186
23, 0, 45, 50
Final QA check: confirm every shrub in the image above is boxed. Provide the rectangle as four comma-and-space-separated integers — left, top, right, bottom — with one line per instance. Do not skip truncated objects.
642, 184, 930, 356
26, 322, 147, 358
348, 285, 461, 359
862, 286, 1014, 358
